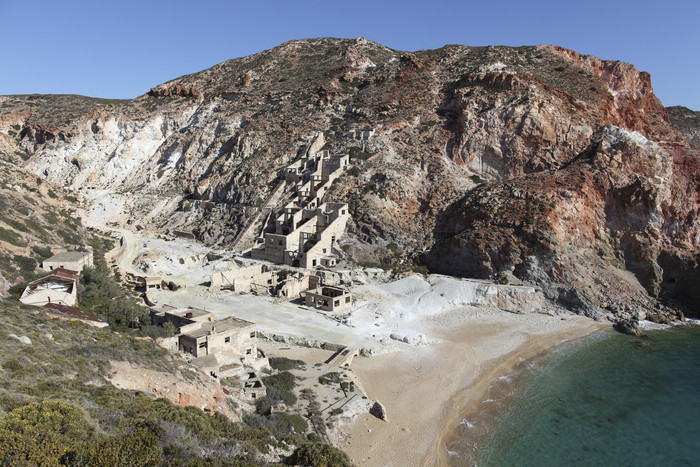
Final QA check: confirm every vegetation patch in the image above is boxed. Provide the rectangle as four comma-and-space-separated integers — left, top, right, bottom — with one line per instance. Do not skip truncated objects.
285, 442, 351, 467
348, 146, 373, 161
0, 228, 26, 247
268, 357, 305, 371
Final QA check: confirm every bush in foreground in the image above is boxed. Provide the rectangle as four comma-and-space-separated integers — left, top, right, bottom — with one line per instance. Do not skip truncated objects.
286, 442, 351, 467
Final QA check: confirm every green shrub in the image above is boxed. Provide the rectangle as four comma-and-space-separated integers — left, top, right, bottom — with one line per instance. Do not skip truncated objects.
262, 371, 296, 393
13, 255, 36, 273
256, 372, 298, 415
269, 357, 304, 371
0, 228, 26, 247
348, 146, 373, 161
0, 215, 29, 233
318, 372, 342, 386
7, 282, 27, 299
64, 426, 163, 467
0, 401, 94, 466
470, 174, 484, 185
32, 245, 53, 260
286, 442, 351, 466
243, 413, 307, 440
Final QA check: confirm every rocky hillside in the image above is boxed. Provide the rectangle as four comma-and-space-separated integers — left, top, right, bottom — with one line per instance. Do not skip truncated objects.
667, 106, 700, 149
1, 37, 698, 319
0, 159, 91, 294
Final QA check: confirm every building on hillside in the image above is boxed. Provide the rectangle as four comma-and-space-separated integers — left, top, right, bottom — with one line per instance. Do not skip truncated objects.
42, 250, 93, 273
242, 372, 267, 400
19, 270, 78, 307
179, 317, 257, 362
150, 305, 257, 365
304, 285, 352, 312
144, 276, 163, 290
251, 135, 351, 270
347, 128, 374, 141
252, 202, 350, 269
210, 264, 278, 293
276, 272, 320, 299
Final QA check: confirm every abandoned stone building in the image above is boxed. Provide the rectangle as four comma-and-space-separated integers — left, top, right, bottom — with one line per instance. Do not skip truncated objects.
210, 264, 323, 301
210, 264, 278, 294
252, 202, 350, 269
346, 128, 374, 141
251, 133, 351, 270
150, 305, 257, 365
276, 271, 320, 299
19, 268, 79, 307
304, 285, 353, 312
180, 318, 257, 362
42, 250, 93, 273
143, 276, 163, 290
241, 371, 267, 400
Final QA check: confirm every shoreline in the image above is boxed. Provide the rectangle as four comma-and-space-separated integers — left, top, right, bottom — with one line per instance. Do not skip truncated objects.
341, 310, 609, 466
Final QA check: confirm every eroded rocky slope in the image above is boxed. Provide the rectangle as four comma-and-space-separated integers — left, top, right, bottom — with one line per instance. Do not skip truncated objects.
1, 37, 698, 319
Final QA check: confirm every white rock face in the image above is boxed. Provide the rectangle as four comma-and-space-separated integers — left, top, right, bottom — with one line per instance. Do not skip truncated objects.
23, 97, 259, 232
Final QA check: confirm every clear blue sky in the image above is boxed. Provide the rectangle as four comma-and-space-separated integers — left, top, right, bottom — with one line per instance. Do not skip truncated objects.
1, 0, 698, 110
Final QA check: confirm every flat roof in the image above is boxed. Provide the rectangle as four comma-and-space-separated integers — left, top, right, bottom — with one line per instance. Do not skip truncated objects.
183, 316, 254, 339
152, 306, 210, 319
44, 251, 90, 262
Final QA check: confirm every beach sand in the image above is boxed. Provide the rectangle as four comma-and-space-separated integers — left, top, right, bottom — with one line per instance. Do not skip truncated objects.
340, 309, 609, 466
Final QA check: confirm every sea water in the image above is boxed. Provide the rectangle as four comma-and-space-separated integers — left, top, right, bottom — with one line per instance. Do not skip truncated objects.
447, 324, 700, 466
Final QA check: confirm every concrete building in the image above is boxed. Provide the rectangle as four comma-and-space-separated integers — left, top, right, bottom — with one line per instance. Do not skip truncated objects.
241, 372, 267, 400
276, 272, 320, 299
179, 317, 257, 363
210, 264, 278, 293
252, 202, 350, 269
19, 270, 78, 307
251, 134, 351, 270
304, 285, 352, 312
144, 277, 163, 290
42, 250, 93, 273
347, 128, 375, 141
151, 305, 213, 333
150, 305, 257, 365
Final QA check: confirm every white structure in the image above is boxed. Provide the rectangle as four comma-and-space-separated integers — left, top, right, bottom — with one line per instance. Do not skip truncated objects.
20, 269, 78, 307
42, 250, 93, 273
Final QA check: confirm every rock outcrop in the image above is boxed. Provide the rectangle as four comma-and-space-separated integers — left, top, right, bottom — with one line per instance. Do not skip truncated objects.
369, 400, 388, 422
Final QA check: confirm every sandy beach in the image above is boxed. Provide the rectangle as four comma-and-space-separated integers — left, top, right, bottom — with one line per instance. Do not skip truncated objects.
340, 309, 609, 466
101, 229, 611, 465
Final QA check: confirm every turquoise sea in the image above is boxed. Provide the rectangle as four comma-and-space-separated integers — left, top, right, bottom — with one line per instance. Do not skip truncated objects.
447, 324, 700, 466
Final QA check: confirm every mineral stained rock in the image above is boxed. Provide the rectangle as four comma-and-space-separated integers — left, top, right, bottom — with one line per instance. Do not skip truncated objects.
0, 37, 697, 320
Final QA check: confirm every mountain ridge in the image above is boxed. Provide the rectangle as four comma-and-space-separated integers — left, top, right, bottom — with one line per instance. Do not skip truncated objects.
0, 37, 698, 321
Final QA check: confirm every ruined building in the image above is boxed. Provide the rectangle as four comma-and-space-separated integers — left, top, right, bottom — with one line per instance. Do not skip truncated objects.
20, 268, 79, 307
304, 285, 353, 312
251, 133, 351, 269
150, 305, 257, 365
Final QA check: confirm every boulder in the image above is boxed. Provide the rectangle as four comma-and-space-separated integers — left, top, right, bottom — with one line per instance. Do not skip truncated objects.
370, 400, 388, 422
615, 317, 643, 336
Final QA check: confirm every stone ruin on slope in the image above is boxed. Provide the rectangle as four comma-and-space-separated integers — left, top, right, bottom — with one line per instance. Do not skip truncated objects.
251, 133, 351, 270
